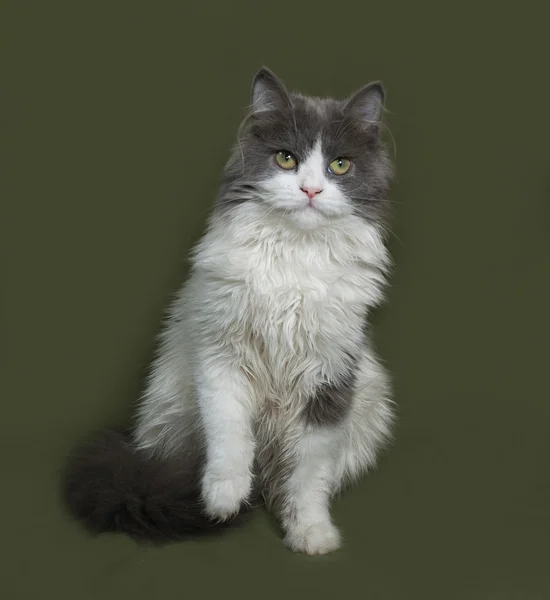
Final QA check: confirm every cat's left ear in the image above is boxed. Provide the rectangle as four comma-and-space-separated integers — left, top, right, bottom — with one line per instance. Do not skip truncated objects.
343, 81, 386, 126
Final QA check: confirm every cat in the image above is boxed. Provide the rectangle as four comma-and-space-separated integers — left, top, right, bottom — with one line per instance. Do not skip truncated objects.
64, 67, 396, 555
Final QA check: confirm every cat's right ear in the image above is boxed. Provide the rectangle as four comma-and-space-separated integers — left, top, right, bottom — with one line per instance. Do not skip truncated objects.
250, 67, 292, 113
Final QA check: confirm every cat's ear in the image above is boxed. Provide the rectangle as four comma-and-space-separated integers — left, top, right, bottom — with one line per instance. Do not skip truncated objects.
343, 81, 386, 126
250, 67, 292, 113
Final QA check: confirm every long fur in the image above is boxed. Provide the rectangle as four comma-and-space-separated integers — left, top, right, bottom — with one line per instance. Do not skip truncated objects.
63, 429, 250, 541
63, 67, 396, 555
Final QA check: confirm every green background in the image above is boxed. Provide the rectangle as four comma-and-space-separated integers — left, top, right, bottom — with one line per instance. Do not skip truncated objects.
3, 1, 550, 598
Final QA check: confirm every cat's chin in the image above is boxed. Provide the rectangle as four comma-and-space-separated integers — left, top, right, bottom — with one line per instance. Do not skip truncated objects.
286, 206, 334, 231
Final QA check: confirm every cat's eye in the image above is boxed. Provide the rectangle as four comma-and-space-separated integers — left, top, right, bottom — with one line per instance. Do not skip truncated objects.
275, 151, 297, 170
328, 157, 351, 175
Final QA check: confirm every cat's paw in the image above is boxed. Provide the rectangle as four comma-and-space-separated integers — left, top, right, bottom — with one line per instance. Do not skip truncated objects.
202, 471, 252, 521
285, 521, 342, 555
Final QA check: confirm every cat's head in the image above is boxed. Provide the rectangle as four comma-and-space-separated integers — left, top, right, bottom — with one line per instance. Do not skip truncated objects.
219, 67, 393, 231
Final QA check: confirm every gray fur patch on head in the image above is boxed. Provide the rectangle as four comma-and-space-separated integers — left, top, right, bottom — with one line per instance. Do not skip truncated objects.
217, 67, 394, 225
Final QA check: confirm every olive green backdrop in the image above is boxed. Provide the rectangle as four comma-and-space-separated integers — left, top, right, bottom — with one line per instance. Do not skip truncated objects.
3, 1, 550, 599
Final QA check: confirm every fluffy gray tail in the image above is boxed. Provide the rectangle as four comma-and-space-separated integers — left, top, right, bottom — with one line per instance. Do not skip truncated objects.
63, 429, 248, 542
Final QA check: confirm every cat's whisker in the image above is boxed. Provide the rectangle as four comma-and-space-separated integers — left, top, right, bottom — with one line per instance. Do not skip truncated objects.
382, 226, 406, 250
348, 196, 401, 206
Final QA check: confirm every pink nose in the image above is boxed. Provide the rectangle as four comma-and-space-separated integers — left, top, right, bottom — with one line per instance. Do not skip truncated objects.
300, 186, 323, 200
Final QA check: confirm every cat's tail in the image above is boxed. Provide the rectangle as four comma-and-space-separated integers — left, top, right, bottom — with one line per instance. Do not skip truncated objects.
62, 429, 249, 542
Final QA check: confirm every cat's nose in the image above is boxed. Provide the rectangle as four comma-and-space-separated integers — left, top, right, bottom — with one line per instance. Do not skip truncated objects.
300, 186, 323, 200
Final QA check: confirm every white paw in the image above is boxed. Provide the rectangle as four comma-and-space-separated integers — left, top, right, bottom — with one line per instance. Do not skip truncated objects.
202, 471, 252, 521
285, 521, 342, 555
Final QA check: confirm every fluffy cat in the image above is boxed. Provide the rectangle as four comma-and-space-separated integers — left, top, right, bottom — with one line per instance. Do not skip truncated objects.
64, 67, 395, 555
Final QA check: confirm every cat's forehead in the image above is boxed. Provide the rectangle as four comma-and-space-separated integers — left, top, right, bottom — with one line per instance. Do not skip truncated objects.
291, 94, 341, 118
289, 94, 343, 143
255, 93, 368, 160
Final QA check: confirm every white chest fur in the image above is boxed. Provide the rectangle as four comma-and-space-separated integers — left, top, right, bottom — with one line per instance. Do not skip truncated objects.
187, 207, 389, 404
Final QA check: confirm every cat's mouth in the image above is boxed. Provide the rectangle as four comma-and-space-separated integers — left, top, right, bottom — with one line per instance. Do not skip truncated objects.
296, 199, 324, 213
266, 198, 336, 221
300, 202, 336, 218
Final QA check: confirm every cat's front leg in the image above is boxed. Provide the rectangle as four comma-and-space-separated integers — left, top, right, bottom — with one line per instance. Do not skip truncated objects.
278, 426, 344, 555
196, 360, 256, 520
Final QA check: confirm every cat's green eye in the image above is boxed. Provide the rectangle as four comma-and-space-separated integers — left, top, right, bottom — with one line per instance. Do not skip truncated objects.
275, 151, 297, 170
328, 157, 351, 175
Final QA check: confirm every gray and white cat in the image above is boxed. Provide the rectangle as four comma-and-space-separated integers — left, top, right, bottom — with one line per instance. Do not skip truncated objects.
65, 67, 395, 555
